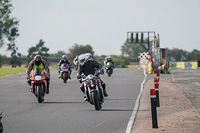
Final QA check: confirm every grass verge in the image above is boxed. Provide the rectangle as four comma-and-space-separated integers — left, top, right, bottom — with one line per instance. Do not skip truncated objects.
0, 68, 27, 77
0, 67, 58, 77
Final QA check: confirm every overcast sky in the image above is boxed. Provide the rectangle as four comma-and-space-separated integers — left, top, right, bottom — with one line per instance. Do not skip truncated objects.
1, 0, 200, 56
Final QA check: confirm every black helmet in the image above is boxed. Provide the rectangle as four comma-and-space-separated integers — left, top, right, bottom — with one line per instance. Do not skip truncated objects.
34, 55, 42, 66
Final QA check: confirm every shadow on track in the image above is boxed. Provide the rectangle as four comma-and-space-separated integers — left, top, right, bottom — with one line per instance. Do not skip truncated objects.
100, 109, 133, 111
43, 101, 84, 104
105, 98, 135, 101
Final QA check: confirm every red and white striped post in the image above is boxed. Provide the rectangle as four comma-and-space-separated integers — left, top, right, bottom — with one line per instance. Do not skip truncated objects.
154, 77, 159, 83
154, 73, 160, 107
156, 72, 160, 79
150, 89, 158, 128
154, 82, 160, 107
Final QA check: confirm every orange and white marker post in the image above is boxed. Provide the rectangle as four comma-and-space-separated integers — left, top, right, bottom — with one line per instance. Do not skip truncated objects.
150, 89, 158, 128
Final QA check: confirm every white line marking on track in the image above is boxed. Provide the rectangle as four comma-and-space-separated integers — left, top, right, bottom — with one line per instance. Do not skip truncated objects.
125, 68, 147, 133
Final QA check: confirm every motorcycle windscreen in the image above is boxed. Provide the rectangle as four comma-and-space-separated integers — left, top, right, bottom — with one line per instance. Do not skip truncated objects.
61, 64, 69, 71
61, 63, 68, 68
34, 68, 42, 75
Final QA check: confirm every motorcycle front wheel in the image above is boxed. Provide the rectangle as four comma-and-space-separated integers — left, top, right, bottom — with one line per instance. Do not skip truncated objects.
0, 122, 3, 133
91, 91, 101, 110
107, 69, 112, 77
63, 74, 68, 83
37, 86, 44, 103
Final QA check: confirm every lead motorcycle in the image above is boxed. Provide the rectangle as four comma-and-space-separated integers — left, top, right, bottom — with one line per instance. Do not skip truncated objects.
59, 63, 70, 83
81, 73, 104, 110
30, 68, 47, 103
105, 62, 113, 77
0, 112, 3, 133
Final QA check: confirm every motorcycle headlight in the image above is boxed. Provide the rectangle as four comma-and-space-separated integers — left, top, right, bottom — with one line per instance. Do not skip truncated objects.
35, 76, 42, 81
90, 80, 94, 87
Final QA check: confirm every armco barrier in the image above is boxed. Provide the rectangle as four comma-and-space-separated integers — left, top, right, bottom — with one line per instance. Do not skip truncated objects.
170, 62, 198, 69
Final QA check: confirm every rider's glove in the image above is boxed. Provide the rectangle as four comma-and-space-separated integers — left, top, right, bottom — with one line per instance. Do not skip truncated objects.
77, 74, 81, 79
100, 68, 104, 74
26, 76, 30, 80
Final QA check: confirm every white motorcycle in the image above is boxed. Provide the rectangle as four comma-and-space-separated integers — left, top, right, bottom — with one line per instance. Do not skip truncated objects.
60, 63, 71, 83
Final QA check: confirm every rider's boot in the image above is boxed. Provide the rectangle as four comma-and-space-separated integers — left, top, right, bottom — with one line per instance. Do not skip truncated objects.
80, 84, 87, 101
46, 81, 49, 94
68, 72, 71, 79
59, 74, 61, 78
69, 70, 72, 79
58, 70, 61, 78
27, 80, 32, 92
102, 83, 108, 97
80, 84, 84, 94
84, 94, 88, 101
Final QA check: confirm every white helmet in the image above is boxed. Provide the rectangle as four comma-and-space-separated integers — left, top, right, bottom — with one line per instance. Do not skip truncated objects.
107, 56, 112, 60
78, 54, 88, 66
86, 53, 92, 59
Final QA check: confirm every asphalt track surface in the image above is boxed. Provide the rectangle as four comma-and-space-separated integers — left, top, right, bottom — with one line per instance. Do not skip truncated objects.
0, 68, 144, 133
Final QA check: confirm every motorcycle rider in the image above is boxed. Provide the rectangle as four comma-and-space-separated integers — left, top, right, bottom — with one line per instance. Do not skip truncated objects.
77, 54, 108, 101
73, 55, 79, 71
58, 55, 71, 79
104, 56, 114, 68
26, 55, 50, 94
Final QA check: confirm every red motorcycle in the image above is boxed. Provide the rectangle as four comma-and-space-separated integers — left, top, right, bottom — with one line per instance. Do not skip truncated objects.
30, 68, 47, 103
60, 63, 70, 83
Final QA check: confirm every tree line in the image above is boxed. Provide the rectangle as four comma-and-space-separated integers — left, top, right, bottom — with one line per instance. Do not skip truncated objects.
167, 48, 200, 61
1, 0, 200, 68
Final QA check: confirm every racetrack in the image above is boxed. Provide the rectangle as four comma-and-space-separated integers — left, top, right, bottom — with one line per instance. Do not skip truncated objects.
0, 68, 144, 133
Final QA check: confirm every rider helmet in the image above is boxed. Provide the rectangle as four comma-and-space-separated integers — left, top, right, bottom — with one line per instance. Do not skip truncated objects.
78, 54, 88, 66
86, 53, 92, 60
107, 56, 112, 60
34, 55, 42, 66
62, 55, 67, 61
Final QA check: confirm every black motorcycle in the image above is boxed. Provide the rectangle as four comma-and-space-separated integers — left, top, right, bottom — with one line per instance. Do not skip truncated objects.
82, 74, 104, 110
105, 62, 113, 77
0, 112, 3, 133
